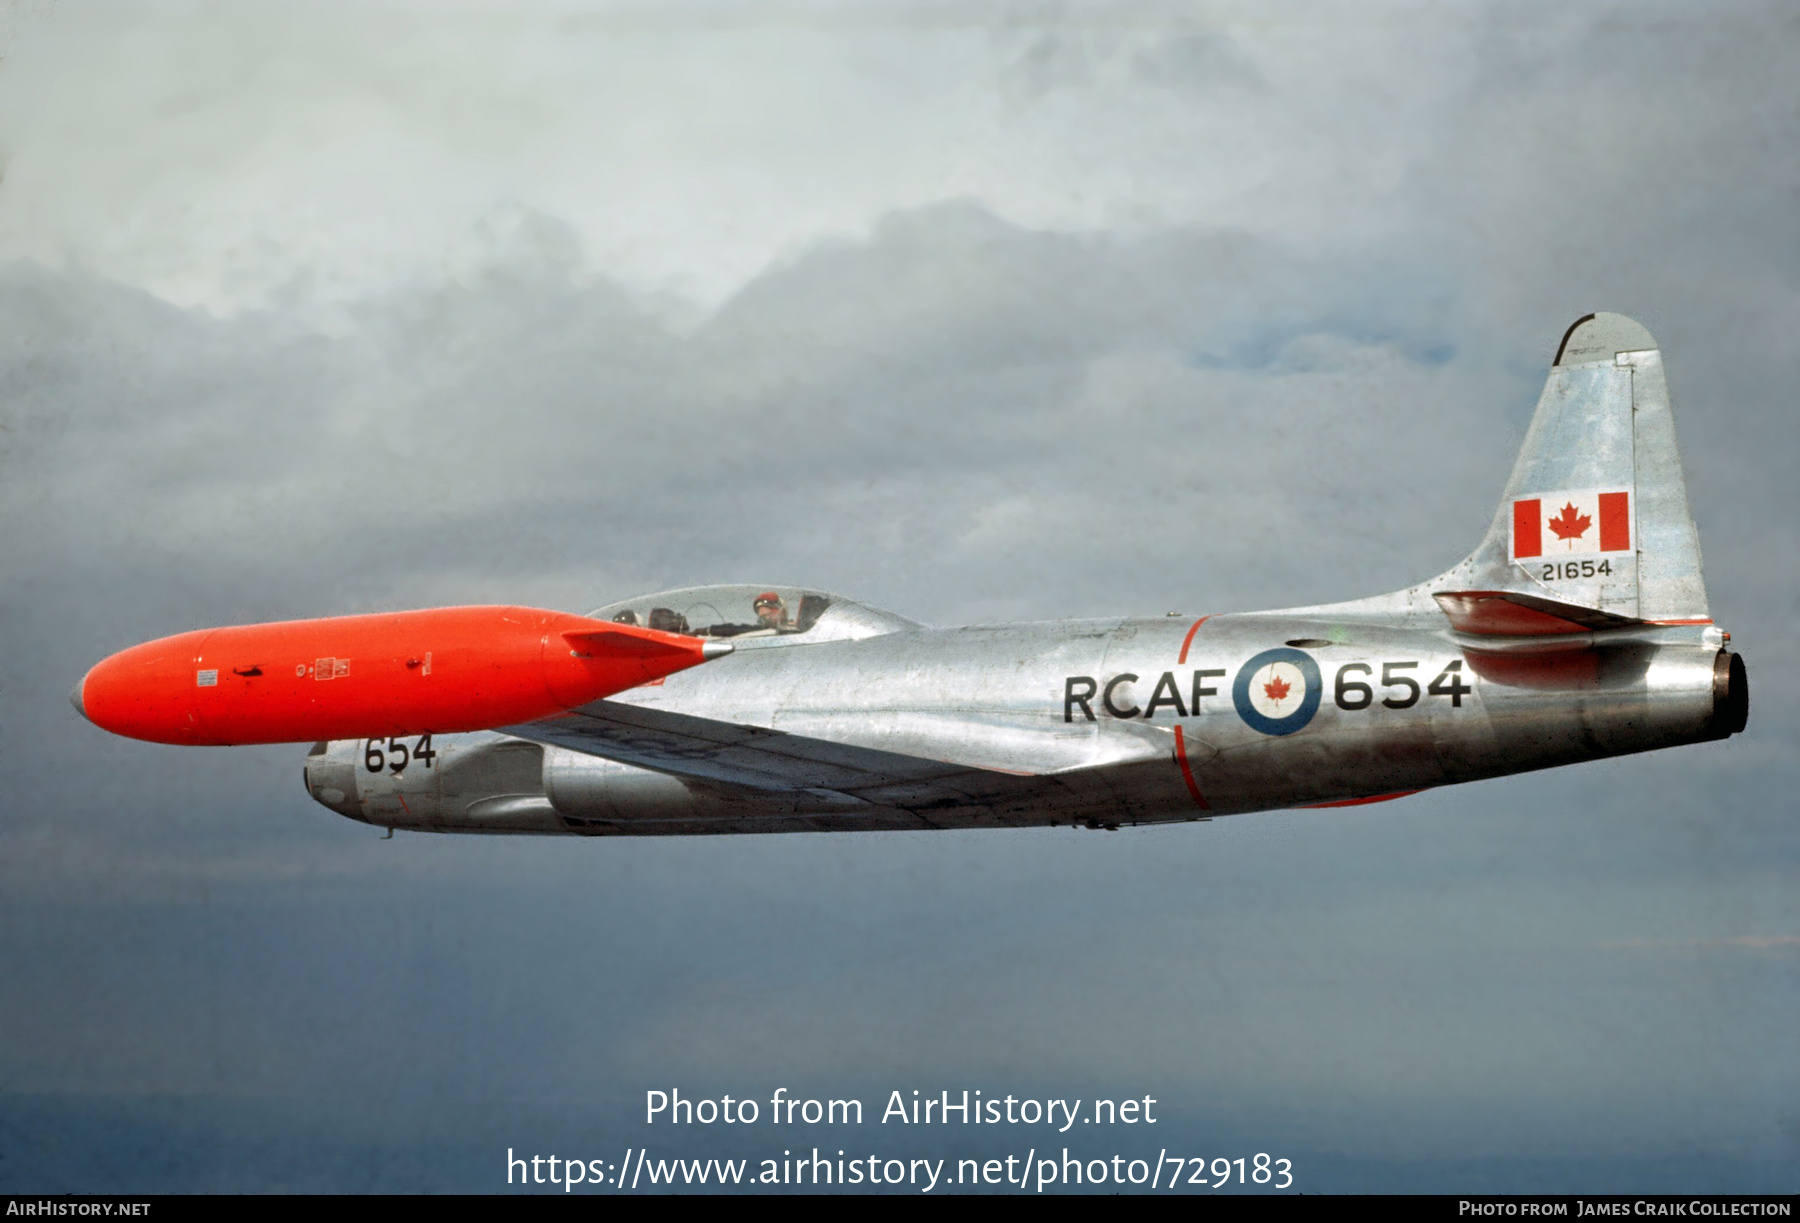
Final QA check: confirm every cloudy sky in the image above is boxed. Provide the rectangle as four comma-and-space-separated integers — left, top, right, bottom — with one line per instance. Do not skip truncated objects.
1, 0, 1795, 1193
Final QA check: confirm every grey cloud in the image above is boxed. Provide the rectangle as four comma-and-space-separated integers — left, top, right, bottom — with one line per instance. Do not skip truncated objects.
1000, 8, 1267, 102
0, 201, 1486, 633
1134, 29, 1265, 94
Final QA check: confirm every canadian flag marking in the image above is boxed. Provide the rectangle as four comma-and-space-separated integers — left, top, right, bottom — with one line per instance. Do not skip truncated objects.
1511, 489, 1631, 560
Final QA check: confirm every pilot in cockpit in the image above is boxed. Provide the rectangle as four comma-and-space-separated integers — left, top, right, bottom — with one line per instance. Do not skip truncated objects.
753, 591, 795, 633
707, 592, 799, 638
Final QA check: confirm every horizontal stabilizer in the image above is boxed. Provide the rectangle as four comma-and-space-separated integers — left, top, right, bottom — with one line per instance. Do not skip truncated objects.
1434, 590, 1644, 636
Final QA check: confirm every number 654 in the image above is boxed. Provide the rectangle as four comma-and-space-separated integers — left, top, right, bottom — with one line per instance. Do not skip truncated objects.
363, 734, 437, 774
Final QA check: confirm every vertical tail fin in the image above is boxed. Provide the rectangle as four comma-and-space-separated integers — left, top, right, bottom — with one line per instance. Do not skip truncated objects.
1434, 312, 1710, 625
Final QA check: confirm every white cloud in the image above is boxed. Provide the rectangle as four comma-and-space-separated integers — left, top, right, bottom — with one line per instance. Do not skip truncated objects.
0, 1, 1485, 315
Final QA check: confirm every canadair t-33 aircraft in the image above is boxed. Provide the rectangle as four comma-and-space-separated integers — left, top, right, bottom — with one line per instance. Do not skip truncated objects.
74, 312, 1747, 835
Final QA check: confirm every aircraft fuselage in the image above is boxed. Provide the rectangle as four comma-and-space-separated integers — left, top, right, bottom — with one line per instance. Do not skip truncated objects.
305, 605, 1740, 835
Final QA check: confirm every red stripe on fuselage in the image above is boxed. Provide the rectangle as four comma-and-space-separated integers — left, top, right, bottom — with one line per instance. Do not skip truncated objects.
1172, 725, 1210, 811
1177, 615, 1211, 666
1172, 617, 1213, 810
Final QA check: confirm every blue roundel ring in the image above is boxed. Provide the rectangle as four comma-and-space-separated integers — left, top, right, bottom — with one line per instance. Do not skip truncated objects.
1232, 647, 1323, 737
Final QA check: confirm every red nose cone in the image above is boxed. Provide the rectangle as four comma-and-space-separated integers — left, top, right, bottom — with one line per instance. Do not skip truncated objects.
77, 629, 217, 745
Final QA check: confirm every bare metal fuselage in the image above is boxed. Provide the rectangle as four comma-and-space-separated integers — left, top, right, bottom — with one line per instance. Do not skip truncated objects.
305, 600, 1739, 835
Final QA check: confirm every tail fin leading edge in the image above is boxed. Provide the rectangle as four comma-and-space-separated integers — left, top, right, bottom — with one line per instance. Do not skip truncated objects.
1438, 312, 1710, 626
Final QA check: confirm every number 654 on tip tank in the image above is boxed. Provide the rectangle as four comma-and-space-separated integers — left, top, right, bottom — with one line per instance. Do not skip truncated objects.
76, 312, 1747, 835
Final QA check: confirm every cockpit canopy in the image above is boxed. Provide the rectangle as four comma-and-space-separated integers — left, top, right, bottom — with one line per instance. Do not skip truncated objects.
587, 584, 916, 645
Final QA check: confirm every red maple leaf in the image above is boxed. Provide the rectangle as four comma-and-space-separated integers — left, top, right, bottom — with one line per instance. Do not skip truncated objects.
1547, 501, 1591, 546
1263, 674, 1292, 704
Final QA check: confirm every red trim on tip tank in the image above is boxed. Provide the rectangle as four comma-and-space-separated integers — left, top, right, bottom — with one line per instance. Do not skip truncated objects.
1172, 725, 1210, 811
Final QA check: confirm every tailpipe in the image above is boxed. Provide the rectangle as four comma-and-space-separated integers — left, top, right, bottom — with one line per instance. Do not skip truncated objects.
1707, 651, 1749, 738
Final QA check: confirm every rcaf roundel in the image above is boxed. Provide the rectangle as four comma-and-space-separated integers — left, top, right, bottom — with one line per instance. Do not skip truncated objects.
1233, 647, 1323, 737
1511, 489, 1631, 560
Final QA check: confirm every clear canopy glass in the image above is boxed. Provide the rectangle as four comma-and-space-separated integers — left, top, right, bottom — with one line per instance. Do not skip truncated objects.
587, 584, 915, 644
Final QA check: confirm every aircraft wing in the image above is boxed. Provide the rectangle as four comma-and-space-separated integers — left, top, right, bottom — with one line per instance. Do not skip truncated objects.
501, 701, 1072, 809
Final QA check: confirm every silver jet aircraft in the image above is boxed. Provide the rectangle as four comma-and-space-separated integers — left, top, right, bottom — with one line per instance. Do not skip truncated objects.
303, 312, 1749, 834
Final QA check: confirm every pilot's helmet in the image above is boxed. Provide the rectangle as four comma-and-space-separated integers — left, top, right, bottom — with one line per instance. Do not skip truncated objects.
754, 591, 783, 611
